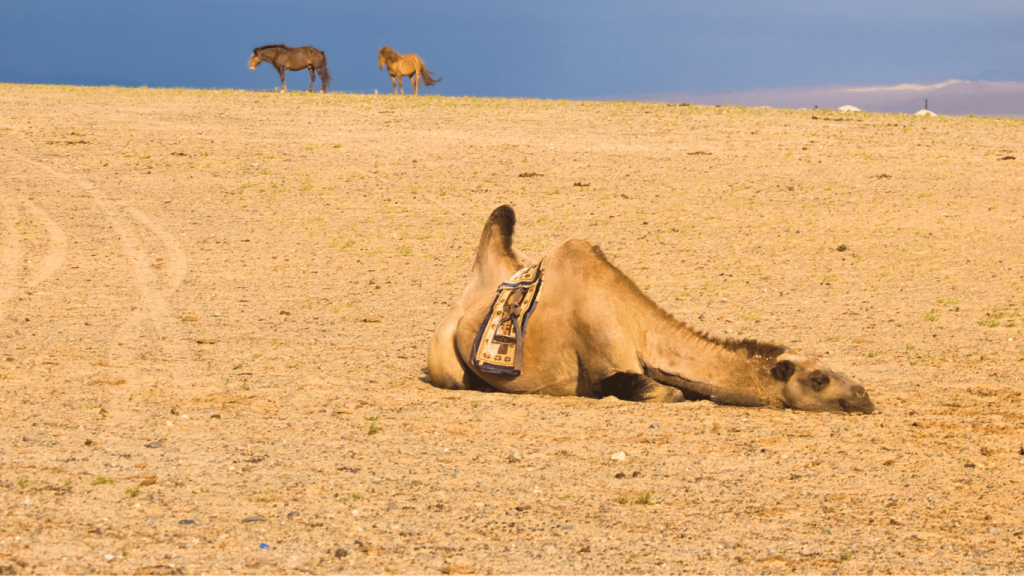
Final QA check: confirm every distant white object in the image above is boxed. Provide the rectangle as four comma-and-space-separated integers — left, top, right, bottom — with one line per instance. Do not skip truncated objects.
915, 109, 937, 116
837, 105, 862, 112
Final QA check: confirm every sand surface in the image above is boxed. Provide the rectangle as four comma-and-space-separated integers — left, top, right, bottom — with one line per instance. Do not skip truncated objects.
1, 84, 1023, 574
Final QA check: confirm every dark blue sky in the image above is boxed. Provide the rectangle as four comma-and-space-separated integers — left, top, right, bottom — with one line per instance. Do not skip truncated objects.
1, 1, 1022, 99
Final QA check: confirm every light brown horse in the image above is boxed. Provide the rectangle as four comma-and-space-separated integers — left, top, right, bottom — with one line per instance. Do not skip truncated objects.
427, 206, 875, 414
249, 44, 330, 93
377, 46, 441, 95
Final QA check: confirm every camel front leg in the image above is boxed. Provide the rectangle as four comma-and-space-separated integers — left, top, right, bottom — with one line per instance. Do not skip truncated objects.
307, 66, 316, 92
599, 372, 685, 403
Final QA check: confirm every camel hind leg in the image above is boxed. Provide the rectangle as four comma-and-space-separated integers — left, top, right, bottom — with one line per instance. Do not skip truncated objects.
600, 372, 684, 403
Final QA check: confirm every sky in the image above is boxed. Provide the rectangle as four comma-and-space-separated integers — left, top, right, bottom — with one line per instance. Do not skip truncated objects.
1, 1, 1023, 106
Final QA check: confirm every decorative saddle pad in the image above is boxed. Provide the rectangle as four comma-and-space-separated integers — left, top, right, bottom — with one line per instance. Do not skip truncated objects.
472, 261, 544, 376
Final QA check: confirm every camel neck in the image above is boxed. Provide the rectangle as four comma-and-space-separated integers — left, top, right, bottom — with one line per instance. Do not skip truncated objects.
640, 314, 783, 407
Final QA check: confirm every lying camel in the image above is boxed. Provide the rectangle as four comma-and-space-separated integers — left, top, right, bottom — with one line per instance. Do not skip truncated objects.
427, 205, 874, 414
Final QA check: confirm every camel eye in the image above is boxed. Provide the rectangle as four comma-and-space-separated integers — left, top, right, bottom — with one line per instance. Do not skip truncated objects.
809, 371, 830, 391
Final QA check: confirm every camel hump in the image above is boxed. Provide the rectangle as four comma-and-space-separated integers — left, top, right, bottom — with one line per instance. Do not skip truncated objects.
467, 205, 522, 291
485, 204, 515, 254
545, 238, 609, 269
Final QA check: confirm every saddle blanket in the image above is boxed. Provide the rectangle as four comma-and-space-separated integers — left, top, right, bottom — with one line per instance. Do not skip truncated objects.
472, 261, 544, 376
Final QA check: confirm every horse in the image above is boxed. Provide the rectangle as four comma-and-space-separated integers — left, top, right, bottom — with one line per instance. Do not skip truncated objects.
248, 44, 331, 93
377, 46, 441, 95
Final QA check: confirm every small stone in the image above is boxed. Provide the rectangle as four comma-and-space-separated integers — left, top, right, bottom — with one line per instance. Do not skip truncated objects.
287, 511, 300, 518
611, 451, 626, 461
507, 451, 524, 463
442, 562, 475, 575
144, 441, 163, 449
242, 515, 266, 523
178, 519, 196, 525
649, 423, 660, 429
140, 474, 157, 486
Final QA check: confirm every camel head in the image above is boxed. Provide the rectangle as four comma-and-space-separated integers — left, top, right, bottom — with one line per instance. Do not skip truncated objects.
771, 353, 874, 414
248, 53, 262, 70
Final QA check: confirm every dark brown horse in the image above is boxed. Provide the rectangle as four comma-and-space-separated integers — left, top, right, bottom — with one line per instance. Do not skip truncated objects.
249, 44, 331, 93
378, 46, 441, 95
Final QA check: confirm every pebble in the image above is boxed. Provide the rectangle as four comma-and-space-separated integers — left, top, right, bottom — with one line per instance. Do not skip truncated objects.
178, 519, 196, 525
649, 423, 660, 429
144, 441, 163, 449
259, 543, 270, 549
611, 451, 626, 461
242, 515, 266, 523
507, 451, 524, 463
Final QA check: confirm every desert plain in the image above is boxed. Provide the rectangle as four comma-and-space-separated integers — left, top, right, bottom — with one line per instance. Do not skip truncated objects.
1, 83, 1023, 574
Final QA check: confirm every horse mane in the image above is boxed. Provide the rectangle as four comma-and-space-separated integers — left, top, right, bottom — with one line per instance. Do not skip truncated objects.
254, 44, 287, 53
589, 245, 787, 362
379, 46, 400, 63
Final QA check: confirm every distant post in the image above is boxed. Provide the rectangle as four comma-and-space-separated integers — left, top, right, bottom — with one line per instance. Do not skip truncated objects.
925, 99, 928, 111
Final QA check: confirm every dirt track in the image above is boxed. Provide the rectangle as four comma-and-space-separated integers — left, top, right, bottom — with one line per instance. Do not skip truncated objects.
1, 84, 1023, 574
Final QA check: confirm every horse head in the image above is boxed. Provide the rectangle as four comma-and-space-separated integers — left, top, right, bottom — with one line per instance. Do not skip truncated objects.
378, 47, 398, 69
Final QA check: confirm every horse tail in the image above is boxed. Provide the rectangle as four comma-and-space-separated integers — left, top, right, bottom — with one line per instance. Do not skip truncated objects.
421, 66, 441, 87
318, 51, 331, 92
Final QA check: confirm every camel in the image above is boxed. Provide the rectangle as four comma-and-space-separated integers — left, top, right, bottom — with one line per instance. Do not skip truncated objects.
427, 206, 875, 414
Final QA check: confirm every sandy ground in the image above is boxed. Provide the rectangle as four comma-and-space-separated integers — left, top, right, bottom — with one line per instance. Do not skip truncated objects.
0, 84, 1023, 574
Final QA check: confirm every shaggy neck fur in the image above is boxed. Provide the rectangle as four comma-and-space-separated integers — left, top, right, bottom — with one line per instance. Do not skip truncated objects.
640, 303, 788, 407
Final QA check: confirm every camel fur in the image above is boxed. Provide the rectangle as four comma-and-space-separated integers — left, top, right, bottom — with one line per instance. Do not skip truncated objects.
427, 205, 875, 414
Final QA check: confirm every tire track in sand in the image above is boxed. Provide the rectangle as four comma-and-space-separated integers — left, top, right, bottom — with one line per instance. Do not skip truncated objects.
79, 184, 192, 380
0, 198, 26, 310
23, 199, 68, 289
4, 147, 192, 383
0, 198, 68, 309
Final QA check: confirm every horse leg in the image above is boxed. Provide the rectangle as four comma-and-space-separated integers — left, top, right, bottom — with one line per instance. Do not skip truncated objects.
276, 66, 286, 91
307, 66, 315, 92
391, 74, 398, 95
413, 71, 419, 95
398, 75, 404, 95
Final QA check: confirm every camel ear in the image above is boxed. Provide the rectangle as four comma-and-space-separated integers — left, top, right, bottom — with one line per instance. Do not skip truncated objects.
771, 360, 795, 381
